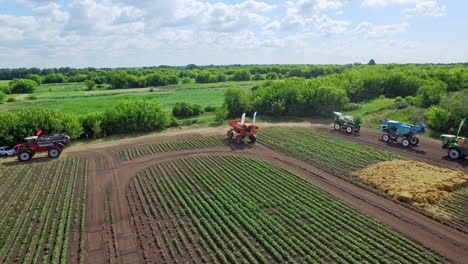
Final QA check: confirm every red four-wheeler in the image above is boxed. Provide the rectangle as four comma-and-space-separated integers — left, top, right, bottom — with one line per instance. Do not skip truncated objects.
227, 112, 259, 144
14, 130, 71, 162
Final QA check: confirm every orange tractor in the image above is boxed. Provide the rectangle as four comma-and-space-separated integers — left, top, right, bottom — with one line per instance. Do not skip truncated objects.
227, 112, 259, 144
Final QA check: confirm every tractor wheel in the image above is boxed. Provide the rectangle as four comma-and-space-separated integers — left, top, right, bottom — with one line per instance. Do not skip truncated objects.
390, 134, 398, 141
249, 135, 256, 144
410, 137, 419, 146
235, 135, 243, 144
401, 138, 410, 147
355, 126, 360, 133
227, 130, 234, 140
448, 148, 461, 160
18, 151, 33, 162
334, 124, 341, 130
346, 127, 353, 134
48, 147, 62, 159
382, 134, 390, 142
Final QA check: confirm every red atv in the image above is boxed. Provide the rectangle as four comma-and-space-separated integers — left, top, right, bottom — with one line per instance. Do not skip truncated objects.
227, 112, 259, 144
14, 130, 71, 162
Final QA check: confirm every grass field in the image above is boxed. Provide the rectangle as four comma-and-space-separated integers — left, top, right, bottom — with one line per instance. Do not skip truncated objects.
0, 158, 88, 264
0, 81, 261, 116
128, 155, 442, 263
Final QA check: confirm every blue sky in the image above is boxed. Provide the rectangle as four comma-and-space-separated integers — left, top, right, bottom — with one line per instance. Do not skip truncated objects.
0, 0, 466, 68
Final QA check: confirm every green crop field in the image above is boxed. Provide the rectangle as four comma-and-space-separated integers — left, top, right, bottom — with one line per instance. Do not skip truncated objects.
117, 136, 229, 162
437, 186, 468, 232
0, 158, 88, 264
258, 127, 401, 176
128, 155, 442, 263
1, 81, 260, 116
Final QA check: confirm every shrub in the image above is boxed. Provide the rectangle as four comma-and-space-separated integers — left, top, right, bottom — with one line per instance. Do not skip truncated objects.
425, 106, 451, 132
44, 73, 65, 83
224, 87, 251, 117
102, 100, 170, 134
253, 73, 264, 80
172, 102, 204, 118
85, 80, 95, 91
181, 77, 193, 84
9, 79, 38, 93
204, 105, 216, 112
0, 109, 82, 146
6, 97, 16, 102
232, 70, 251, 81
149, 88, 155, 92
266, 72, 278, 80
26, 74, 43, 85
26, 95, 37, 100
0, 91, 5, 101
215, 106, 228, 122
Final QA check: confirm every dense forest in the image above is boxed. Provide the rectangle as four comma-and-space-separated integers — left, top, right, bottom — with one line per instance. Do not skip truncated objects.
0, 64, 467, 146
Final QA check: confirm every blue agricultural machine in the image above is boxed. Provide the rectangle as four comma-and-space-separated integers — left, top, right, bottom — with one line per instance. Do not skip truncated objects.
378, 119, 426, 147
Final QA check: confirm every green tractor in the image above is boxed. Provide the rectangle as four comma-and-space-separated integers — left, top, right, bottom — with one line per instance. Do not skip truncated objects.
440, 118, 468, 160
332, 112, 361, 134
441, 135, 468, 160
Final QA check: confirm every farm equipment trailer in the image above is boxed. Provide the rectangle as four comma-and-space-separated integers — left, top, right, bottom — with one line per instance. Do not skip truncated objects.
227, 112, 259, 144
332, 112, 361, 134
378, 119, 426, 147
14, 130, 71, 162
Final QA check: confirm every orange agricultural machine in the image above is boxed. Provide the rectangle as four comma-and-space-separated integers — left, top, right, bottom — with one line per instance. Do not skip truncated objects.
227, 112, 259, 144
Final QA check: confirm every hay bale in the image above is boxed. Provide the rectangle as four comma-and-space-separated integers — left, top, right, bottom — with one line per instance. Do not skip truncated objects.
352, 160, 468, 209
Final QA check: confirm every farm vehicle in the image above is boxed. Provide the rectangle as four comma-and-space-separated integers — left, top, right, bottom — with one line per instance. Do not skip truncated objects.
379, 119, 426, 147
14, 130, 71, 162
440, 118, 468, 160
440, 135, 468, 160
332, 112, 361, 134
227, 112, 259, 144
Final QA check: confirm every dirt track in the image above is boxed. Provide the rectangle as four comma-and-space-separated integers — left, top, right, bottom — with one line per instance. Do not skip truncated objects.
73, 126, 468, 264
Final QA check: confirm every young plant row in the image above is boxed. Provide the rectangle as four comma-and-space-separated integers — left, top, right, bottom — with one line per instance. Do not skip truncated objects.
437, 186, 468, 232
0, 158, 88, 264
129, 156, 442, 264
117, 136, 228, 162
258, 127, 401, 176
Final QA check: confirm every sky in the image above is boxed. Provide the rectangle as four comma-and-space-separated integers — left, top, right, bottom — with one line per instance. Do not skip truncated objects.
0, 0, 467, 68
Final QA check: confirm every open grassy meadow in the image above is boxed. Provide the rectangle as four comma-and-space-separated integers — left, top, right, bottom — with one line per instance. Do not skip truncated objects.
0, 81, 261, 116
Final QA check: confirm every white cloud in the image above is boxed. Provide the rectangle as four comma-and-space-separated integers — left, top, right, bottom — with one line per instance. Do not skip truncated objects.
361, 0, 425, 8
402, 1, 446, 17
306, 15, 350, 35
336, 10, 344, 15
287, 0, 351, 16
354, 21, 409, 38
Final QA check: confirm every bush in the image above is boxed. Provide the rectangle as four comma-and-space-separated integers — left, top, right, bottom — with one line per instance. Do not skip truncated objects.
224, 87, 251, 117
0, 91, 5, 101
204, 105, 216, 112
102, 100, 170, 134
44, 73, 65, 83
9, 79, 38, 93
81, 113, 104, 138
266, 72, 278, 80
26, 74, 43, 85
425, 106, 451, 132
26, 95, 37, 100
172, 102, 204, 118
232, 70, 251, 81
6, 97, 16, 102
181, 77, 193, 84
85, 80, 95, 91
0, 109, 82, 146
215, 105, 228, 122
252, 73, 264, 81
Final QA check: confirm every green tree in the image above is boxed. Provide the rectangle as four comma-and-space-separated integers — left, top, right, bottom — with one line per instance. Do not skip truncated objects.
26, 74, 43, 85
85, 80, 95, 90
368, 59, 376, 65
224, 87, 251, 117
9, 79, 38, 93
417, 79, 447, 107
252, 73, 264, 80
425, 106, 451, 132
108, 71, 129, 89
44, 73, 65, 83
266, 72, 278, 80
232, 70, 251, 81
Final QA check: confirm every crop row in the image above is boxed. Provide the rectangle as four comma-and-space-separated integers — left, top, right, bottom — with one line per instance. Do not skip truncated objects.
117, 136, 228, 162
0, 158, 88, 264
128, 156, 441, 263
437, 185, 468, 232
258, 127, 401, 176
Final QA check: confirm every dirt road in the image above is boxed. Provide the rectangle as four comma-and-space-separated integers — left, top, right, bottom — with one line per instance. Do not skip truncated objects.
76, 132, 468, 264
